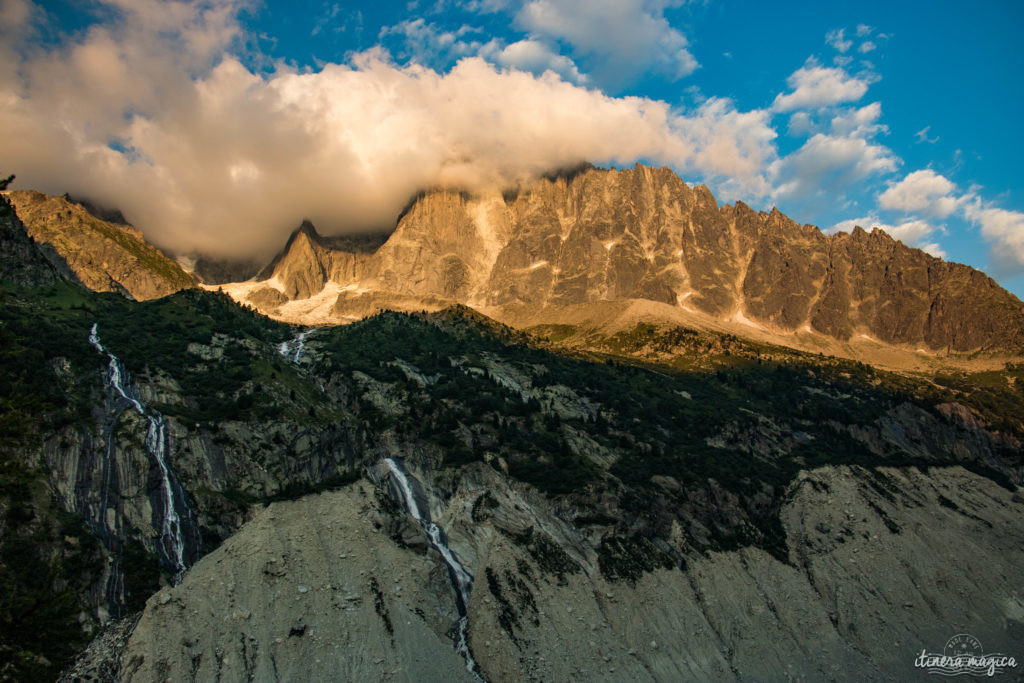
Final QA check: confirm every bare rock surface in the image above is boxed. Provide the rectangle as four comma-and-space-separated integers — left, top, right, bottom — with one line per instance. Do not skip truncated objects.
0, 189, 61, 287
58, 615, 141, 683
119, 465, 1024, 682
120, 481, 474, 682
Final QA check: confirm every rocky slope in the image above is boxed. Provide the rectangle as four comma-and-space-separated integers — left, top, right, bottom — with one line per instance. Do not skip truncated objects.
3, 190, 194, 300
0, 183, 61, 287
118, 464, 1024, 682
227, 165, 1024, 356
32, 301, 1020, 681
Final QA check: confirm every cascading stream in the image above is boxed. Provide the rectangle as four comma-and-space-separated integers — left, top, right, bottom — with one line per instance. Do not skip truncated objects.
89, 323, 194, 582
277, 328, 318, 363
384, 458, 483, 681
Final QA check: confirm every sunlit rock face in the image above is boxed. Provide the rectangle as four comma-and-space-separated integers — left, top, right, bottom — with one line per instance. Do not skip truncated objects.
234, 165, 1024, 353
4, 190, 195, 300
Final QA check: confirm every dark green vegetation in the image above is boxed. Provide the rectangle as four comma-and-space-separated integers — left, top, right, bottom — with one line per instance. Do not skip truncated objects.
3, 276, 1023, 675
0, 190, 105, 680
0, 450, 103, 681
315, 310, 1018, 560
538, 320, 1024, 442
0, 277, 352, 680
2, 188, 1023, 677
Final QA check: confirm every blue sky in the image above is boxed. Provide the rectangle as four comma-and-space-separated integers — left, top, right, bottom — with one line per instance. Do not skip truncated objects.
3, 0, 1023, 296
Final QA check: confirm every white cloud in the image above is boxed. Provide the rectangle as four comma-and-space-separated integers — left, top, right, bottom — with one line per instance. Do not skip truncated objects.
825, 28, 852, 53
516, 0, 698, 89
457, 0, 511, 11
914, 125, 939, 144
771, 63, 869, 112
827, 215, 875, 234
382, 19, 587, 83
877, 169, 959, 217
787, 111, 813, 136
380, 18, 484, 64
962, 200, 1024, 275
829, 25, 877, 57
480, 38, 586, 83
676, 97, 777, 199
869, 167, 1024, 273
829, 101, 884, 137
0, 0, 34, 30
917, 242, 946, 259
0, 1, 781, 260
771, 133, 897, 199
886, 218, 937, 244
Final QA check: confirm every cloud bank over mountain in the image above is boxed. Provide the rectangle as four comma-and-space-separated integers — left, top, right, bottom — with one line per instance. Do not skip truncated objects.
0, 0, 1021, 282
0, 0, 775, 259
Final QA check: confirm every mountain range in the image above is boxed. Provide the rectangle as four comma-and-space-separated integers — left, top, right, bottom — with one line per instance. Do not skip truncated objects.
228, 164, 1024, 360
0, 169, 1022, 681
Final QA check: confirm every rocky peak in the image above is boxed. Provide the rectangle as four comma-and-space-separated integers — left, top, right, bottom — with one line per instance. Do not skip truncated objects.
263, 221, 333, 299
368, 189, 513, 303
261, 220, 387, 301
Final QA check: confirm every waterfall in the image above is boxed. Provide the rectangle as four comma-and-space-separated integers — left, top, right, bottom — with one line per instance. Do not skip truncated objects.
90, 323, 196, 582
384, 458, 483, 681
277, 328, 318, 363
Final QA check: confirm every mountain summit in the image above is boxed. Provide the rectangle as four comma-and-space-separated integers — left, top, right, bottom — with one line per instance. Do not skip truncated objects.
257, 220, 386, 300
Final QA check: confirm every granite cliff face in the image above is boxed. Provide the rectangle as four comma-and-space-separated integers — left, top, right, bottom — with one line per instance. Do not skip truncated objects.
232, 165, 1024, 355
3, 190, 194, 300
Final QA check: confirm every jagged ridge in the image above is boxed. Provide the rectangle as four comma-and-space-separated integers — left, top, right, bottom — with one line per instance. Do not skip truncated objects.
245, 164, 1024, 354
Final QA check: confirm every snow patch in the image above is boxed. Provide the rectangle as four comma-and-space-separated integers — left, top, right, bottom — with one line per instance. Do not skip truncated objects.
277, 281, 356, 325
264, 275, 286, 294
